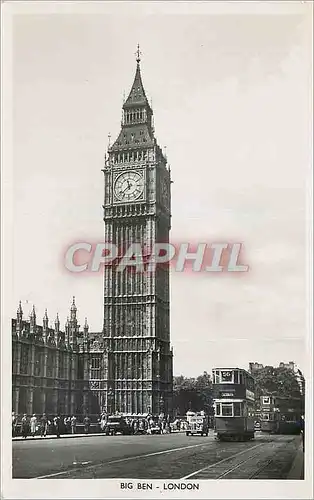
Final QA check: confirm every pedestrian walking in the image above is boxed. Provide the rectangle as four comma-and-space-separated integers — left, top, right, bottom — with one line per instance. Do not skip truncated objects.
71, 415, 77, 434
63, 416, 68, 433
133, 419, 138, 435
67, 416, 71, 433
64, 416, 71, 434
138, 419, 144, 434
300, 415, 305, 452
12, 412, 18, 437
54, 415, 61, 438
21, 414, 29, 439
40, 413, 48, 437
100, 414, 107, 432
83, 415, 90, 434
30, 414, 37, 438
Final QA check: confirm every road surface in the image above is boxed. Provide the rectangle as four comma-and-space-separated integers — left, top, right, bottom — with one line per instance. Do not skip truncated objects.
12, 431, 302, 479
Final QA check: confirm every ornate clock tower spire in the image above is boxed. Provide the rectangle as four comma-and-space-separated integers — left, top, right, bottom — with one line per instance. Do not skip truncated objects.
102, 48, 173, 416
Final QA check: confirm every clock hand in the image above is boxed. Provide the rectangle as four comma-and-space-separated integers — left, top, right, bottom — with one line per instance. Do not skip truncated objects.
120, 181, 133, 197
123, 183, 131, 193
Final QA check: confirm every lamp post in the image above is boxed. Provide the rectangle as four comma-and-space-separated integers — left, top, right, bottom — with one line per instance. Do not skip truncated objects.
159, 395, 165, 417
107, 388, 114, 415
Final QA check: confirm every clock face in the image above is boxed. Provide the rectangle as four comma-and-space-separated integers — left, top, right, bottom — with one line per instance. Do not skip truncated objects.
114, 171, 145, 202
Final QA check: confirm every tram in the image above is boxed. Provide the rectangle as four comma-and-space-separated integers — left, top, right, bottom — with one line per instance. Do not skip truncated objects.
212, 367, 255, 441
260, 395, 302, 435
260, 395, 280, 433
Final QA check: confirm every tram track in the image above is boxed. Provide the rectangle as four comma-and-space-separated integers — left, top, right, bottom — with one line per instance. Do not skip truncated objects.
181, 435, 296, 480
216, 452, 275, 479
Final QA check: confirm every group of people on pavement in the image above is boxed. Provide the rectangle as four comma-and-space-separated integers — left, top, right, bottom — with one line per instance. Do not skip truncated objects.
18, 413, 50, 439
13, 410, 188, 438
12, 412, 92, 439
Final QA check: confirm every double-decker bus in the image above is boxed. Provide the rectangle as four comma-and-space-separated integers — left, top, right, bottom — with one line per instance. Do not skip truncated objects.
212, 367, 255, 441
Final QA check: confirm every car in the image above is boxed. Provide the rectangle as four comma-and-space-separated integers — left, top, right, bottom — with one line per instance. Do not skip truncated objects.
148, 421, 162, 434
186, 414, 209, 436
105, 416, 131, 436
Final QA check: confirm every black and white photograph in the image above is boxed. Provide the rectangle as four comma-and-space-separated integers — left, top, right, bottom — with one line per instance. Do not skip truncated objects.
1, 1, 313, 499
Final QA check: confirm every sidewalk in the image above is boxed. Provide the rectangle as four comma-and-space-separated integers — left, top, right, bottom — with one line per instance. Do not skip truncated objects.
287, 443, 304, 480
12, 429, 185, 442
13, 432, 102, 442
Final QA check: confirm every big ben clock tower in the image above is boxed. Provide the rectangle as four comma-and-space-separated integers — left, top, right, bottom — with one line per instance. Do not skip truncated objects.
102, 47, 173, 416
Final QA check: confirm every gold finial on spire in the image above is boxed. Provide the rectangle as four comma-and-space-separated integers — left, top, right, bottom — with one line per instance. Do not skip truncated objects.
135, 43, 141, 64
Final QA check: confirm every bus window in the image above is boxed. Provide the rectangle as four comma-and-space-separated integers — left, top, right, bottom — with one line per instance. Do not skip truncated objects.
221, 403, 233, 416
263, 397, 270, 404
215, 403, 221, 416
242, 403, 248, 417
221, 371, 233, 383
214, 371, 220, 383
233, 402, 241, 416
234, 371, 239, 384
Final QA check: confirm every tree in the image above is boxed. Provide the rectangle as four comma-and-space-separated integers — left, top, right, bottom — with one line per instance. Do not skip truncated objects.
254, 366, 304, 413
173, 371, 213, 416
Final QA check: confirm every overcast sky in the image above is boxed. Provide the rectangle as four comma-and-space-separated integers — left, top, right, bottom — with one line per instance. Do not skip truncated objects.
8, 2, 311, 377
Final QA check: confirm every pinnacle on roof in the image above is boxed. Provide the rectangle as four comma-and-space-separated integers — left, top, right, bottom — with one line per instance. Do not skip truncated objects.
17, 301, 23, 316
71, 296, 77, 312
123, 45, 150, 110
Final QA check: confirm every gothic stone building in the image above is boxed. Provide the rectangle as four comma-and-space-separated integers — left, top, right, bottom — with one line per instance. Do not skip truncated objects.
12, 299, 99, 417
12, 52, 174, 417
